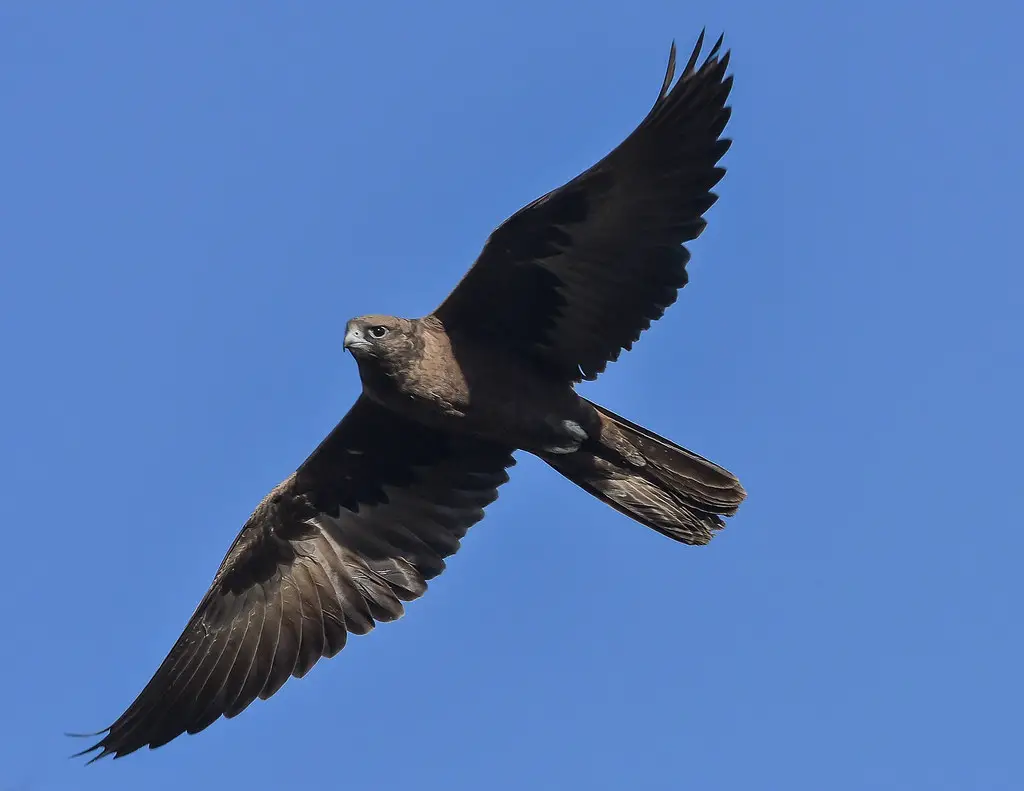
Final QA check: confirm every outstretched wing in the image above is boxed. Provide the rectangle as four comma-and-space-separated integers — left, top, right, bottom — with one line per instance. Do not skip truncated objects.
433, 32, 733, 383
79, 396, 515, 761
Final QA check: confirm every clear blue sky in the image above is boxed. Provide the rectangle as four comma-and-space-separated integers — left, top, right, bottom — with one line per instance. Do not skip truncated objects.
2, 2, 1021, 789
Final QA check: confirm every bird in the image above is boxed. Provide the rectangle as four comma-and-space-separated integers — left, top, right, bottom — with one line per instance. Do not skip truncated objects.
75, 30, 745, 762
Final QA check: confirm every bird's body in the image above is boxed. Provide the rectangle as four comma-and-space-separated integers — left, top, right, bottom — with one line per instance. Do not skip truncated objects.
348, 315, 597, 454
79, 31, 747, 762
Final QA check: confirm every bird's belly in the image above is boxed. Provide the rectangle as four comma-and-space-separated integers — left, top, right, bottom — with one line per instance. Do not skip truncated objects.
369, 356, 595, 453
447, 391, 596, 454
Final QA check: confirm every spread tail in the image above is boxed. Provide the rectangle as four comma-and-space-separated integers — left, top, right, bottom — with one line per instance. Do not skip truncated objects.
543, 399, 745, 545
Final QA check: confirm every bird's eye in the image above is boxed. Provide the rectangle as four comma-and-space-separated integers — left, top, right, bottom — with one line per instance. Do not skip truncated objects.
368, 325, 389, 339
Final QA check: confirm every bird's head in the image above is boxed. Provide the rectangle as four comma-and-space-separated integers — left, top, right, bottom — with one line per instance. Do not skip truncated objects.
343, 315, 419, 368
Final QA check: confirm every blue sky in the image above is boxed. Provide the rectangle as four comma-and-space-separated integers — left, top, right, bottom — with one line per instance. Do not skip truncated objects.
2, 2, 1022, 789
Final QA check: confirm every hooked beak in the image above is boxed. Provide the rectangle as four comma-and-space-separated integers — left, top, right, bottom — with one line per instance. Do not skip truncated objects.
343, 323, 371, 354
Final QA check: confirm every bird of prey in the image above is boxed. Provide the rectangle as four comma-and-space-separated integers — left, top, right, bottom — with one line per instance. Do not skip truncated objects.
77, 31, 745, 762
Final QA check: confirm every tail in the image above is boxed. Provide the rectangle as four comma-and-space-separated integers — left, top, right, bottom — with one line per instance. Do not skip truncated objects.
543, 399, 746, 545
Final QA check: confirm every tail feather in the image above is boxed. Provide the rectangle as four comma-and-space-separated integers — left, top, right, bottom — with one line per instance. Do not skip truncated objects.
543, 399, 745, 545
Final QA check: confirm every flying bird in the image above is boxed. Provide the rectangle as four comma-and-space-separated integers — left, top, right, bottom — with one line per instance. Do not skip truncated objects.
78, 31, 745, 762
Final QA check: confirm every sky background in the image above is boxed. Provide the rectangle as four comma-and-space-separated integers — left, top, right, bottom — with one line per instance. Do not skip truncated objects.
1, 2, 1022, 789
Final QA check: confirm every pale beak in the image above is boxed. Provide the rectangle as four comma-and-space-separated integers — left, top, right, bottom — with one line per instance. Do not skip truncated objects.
343, 323, 370, 353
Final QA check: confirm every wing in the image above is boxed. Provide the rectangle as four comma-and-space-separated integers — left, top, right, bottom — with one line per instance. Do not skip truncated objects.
78, 396, 515, 761
432, 32, 733, 383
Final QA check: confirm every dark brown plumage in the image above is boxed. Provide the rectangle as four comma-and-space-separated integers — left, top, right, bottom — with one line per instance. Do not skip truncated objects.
76, 31, 745, 762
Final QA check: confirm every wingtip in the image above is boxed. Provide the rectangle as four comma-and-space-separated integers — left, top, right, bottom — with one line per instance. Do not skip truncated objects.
709, 32, 725, 59
683, 30, 705, 76
659, 40, 678, 99
67, 728, 115, 764
65, 726, 111, 739
658, 28, 730, 102
687, 29, 728, 74
70, 744, 108, 765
